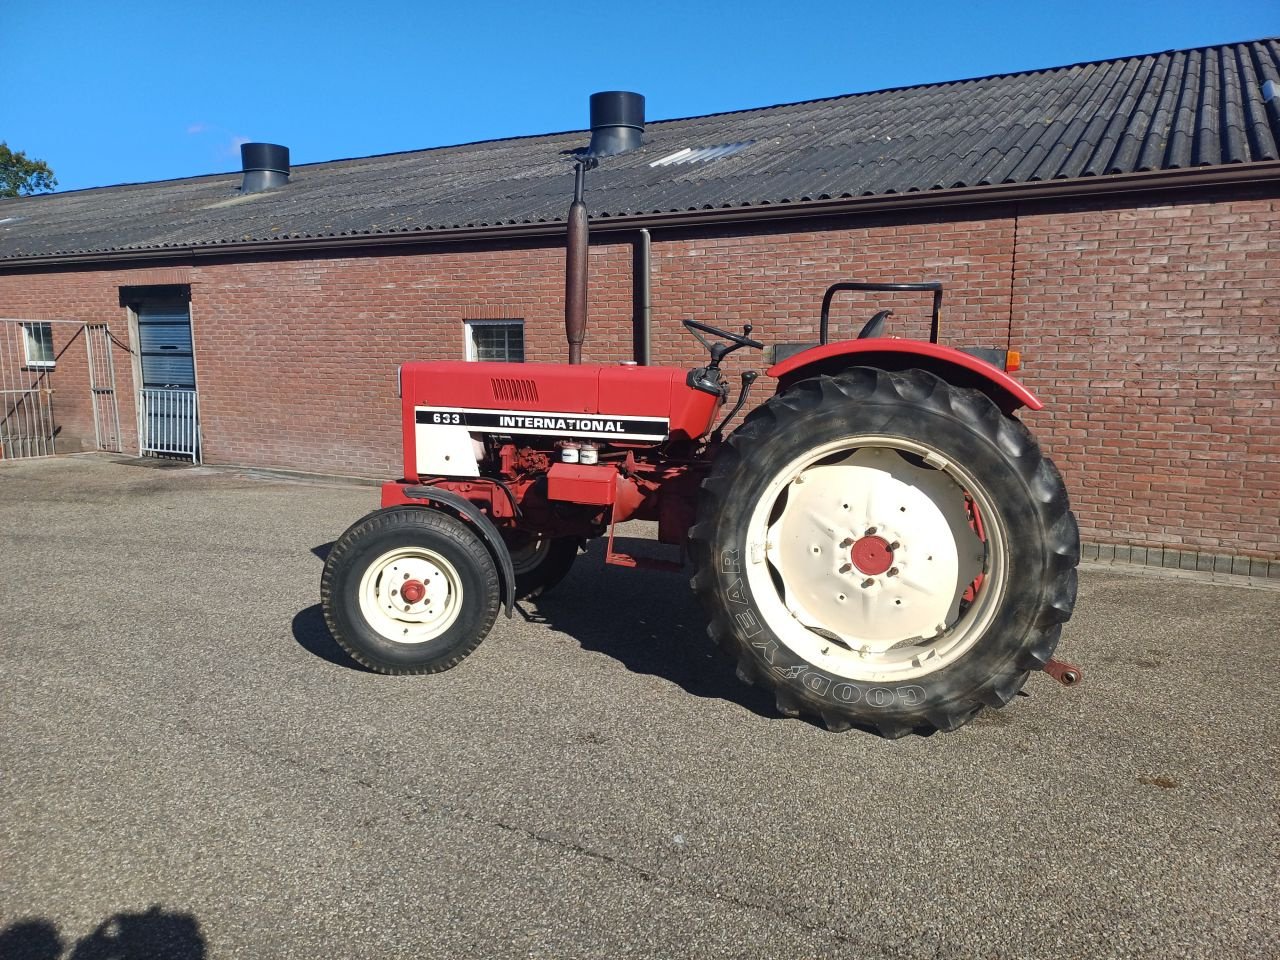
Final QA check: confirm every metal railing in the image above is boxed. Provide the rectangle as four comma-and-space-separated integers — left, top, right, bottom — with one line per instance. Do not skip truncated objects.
141, 387, 199, 461
1, 319, 59, 459
0, 386, 55, 459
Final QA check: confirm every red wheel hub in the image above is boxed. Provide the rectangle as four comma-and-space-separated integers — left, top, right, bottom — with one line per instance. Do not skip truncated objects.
851, 536, 894, 576
400, 579, 427, 604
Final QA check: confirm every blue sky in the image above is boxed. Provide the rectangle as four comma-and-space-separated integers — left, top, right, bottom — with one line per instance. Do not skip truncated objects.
5, 0, 1278, 193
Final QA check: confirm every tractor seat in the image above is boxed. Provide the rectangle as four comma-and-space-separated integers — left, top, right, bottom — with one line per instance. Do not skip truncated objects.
770, 342, 820, 364
771, 311, 894, 362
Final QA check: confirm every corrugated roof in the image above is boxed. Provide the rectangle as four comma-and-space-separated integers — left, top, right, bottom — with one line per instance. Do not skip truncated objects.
2, 38, 1278, 263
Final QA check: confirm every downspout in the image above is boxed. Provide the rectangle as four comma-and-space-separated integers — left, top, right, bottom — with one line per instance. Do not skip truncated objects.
633, 228, 651, 365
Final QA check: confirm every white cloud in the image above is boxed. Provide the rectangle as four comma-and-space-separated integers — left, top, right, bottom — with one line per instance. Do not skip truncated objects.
220, 135, 252, 158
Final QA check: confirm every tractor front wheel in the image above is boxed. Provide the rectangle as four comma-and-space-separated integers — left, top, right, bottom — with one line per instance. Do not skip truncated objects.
321, 507, 501, 673
690, 367, 1078, 737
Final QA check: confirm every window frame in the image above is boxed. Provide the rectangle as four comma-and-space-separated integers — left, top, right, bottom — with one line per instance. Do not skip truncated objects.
21, 321, 55, 369
463, 319, 525, 363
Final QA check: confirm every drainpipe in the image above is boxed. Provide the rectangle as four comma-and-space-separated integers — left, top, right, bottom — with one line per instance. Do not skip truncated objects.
633, 229, 651, 365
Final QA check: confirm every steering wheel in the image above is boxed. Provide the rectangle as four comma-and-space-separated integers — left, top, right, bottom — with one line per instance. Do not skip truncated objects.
682, 319, 765, 353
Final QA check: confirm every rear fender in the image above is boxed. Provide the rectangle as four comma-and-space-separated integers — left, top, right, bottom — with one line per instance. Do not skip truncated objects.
381, 482, 516, 617
766, 339, 1041, 414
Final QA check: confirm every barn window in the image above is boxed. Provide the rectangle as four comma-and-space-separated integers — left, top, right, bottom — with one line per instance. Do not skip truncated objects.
465, 320, 524, 362
22, 322, 55, 368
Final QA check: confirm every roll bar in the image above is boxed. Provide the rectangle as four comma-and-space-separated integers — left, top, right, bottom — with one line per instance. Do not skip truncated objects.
819, 282, 944, 345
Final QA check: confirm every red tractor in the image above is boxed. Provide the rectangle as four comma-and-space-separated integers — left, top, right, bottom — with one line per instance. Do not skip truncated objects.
321, 96, 1079, 737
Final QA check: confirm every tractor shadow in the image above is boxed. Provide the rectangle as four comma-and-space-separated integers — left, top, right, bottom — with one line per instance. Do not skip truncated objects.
295, 541, 372, 670
291, 604, 371, 672
522, 537, 782, 721
295, 538, 781, 719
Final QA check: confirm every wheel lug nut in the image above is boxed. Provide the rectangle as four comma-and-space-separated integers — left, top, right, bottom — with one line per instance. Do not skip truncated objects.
865, 527, 877, 536
887, 567, 899, 577
839, 538, 854, 548
403, 573, 410, 580
839, 563, 852, 574
888, 541, 900, 551
862, 578, 875, 588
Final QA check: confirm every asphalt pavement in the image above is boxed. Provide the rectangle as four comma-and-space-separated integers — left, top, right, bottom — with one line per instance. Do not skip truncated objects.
1, 454, 1277, 959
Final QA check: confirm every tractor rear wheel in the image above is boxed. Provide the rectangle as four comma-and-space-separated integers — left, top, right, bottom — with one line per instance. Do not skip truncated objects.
505, 533, 579, 600
321, 506, 501, 674
689, 367, 1078, 737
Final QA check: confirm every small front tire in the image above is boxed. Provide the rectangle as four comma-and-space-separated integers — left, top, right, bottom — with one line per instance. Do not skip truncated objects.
321, 507, 501, 674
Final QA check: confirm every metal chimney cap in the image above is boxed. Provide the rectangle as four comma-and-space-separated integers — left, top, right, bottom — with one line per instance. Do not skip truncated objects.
240, 143, 290, 193
240, 142, 290, 174
587, 91, 645, 158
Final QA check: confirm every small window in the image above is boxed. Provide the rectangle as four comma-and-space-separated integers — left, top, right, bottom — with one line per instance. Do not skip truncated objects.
22, 322, 55, 368
465, 320, 524, 362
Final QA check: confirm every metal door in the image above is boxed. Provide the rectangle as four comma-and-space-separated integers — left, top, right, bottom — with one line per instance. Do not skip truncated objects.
137, 304, 199, 461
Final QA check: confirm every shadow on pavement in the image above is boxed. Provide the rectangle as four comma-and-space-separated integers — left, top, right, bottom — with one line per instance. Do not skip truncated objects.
509, 537, 781, 720
0, 907, 204, 960
291, 604, 370, 672
295, 537, 781, 719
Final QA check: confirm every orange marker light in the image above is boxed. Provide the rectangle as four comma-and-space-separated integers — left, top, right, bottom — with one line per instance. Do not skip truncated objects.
1005, 350, 1022, 372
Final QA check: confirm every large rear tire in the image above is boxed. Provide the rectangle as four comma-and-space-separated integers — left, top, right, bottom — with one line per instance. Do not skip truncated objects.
321, 507, 501, 674
689, 367, 1078, 737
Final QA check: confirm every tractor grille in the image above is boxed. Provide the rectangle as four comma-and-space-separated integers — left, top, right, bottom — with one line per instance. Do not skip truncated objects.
491, 377, 539, 404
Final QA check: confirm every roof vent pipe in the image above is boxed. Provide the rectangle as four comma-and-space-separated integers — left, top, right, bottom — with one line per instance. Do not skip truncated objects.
240, 143, 290, 193
587, 92, 645, 157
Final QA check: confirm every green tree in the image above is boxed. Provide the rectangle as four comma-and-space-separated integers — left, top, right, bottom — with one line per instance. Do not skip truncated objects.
0, 142, 57, 197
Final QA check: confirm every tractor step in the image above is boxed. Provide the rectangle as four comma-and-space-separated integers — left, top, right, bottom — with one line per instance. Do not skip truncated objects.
603, 548, 684, 572
604, 515, 684, 572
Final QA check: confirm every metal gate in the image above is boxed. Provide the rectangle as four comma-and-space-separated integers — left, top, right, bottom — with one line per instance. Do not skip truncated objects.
137, 304, 199, 462
85, 323, 122, 453
0, 318, 123, 460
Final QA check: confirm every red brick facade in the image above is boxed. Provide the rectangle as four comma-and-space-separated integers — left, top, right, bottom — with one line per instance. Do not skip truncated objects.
2, 186, 1276, 561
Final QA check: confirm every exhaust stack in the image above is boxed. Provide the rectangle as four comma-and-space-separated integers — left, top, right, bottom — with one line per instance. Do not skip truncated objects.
566, 92, 645, 364
240, 143, 290, 193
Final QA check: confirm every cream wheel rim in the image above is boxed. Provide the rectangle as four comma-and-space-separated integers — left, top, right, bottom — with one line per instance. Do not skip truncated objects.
357, 546, 464, 643
743, 436, 1008, 682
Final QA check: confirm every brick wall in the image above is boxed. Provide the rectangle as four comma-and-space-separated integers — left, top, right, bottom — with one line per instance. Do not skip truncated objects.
0, 186, 1275, 559
189, 242, 635, 477
0, 273, 141, 457
1011, 192, 1279, 560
